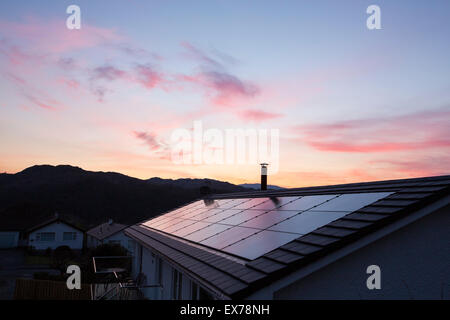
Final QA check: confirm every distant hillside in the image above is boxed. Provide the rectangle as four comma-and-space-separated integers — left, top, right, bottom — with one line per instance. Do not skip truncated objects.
148, 177, 243, 192
0, 165, 249, 230
239, 183, 285, 190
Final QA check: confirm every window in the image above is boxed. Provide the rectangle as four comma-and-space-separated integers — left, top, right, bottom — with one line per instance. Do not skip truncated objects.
172, 269, 182, 300
63, 232, 77, 241
36, 232, 55, 242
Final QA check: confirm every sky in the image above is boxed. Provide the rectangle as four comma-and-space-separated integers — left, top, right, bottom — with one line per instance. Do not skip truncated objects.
0, 0, 449, 188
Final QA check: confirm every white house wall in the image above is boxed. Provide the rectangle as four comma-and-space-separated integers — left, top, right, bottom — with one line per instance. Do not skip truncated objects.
103, 231, 135, 253
28, 222, 83, 250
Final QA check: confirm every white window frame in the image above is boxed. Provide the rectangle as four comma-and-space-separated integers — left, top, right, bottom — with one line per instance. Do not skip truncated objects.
36, 232, 56, 242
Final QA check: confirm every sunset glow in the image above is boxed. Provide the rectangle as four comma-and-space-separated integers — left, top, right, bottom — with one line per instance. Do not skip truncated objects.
1, 1, 449, 188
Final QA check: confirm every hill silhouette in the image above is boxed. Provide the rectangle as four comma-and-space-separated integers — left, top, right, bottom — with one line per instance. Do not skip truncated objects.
0, 165, 248, 230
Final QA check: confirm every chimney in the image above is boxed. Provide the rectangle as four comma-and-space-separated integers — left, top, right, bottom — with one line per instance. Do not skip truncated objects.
260, 163, 268, 191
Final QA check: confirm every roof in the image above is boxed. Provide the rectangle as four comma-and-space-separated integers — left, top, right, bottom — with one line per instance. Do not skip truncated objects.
27, 216, 85, 233
87, 221, 128, 240
125, 175, 450, 299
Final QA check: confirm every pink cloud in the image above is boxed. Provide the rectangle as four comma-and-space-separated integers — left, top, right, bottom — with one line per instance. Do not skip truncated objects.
238, 109, 283, 122
88, 64, 166, 100
0, 18, 122, 54
23, 93, 61, 111
91, 65, 127, 81
57, 78, 80, 90
134, 64, 164, 89
181, 71, 259, 107
180, 42, 223, 69
179, 42, 260, 107
295, 109, 450, 153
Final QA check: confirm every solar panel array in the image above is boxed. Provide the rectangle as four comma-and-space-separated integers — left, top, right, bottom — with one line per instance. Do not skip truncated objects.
142, 192, 392, 260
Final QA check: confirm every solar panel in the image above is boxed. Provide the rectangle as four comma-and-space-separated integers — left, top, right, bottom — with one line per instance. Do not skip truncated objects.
172, 221, 211, 237
268, 210, 349, 234
240, 210, 299, 229
223, 230, 300, 260
169, 206, 202, 219
184, 224, 232, 242
151, 218, 184, 230
278, 194, 338, 211
189, 208, 227, 221
215, 199, 238, 208
144, 216, 177, 228
181, 207, 213, 219
159, 219, 198, 233
200, 226, 260, 249
219, 210, 268, 226
309, 192, 393, 212
218, 198, 252, 209
203, 209, 243, 223
140, 191, 393, 261
232, 198, 270, 209
250, 196, 300, 211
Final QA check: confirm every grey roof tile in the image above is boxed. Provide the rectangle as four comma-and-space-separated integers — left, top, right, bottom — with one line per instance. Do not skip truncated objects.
280, 241, 322, 255
247, 257, 285, 274
328, 219, 372, 229
313, 226, 356, 238
343, 212, 388, 222
298, 234, 340, 246
265, 249, 305, 264
358, 206, 404, 214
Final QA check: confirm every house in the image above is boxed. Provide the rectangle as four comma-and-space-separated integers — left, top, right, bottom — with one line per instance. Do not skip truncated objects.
0, 230, 20, 249
124, 175, 450, 300
87, 220, 134, 253
0, 216, 37, 249
27, 215, 85, 250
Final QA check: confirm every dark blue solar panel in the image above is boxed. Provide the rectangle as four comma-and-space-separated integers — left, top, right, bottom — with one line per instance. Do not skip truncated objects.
250, 196, 300, 211
184, 224, 231, 242
203, 209, 243, 223
219, 210, 268, 226
240, 210, 298, 229
218, 198, 252, 209
159, 219, 198, 233
223, 230, 300, 260
232, 198, 270, 209
309, 192, 392, 212
141, 192, 393, 260
278, 195, 338, 211
172, 221, 211, 237
268, 210, 349, 234
200, 226, 259, 249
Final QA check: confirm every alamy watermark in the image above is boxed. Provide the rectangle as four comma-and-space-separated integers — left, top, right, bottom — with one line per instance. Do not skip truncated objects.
66, 265, 81, 290
366, 264, 381, 290
66, 5, 81, 30
367, 5, 381, 30
170, 121, 280, 174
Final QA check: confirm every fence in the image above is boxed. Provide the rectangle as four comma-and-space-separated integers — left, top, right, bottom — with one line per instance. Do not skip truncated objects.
14, 278, 92, 300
